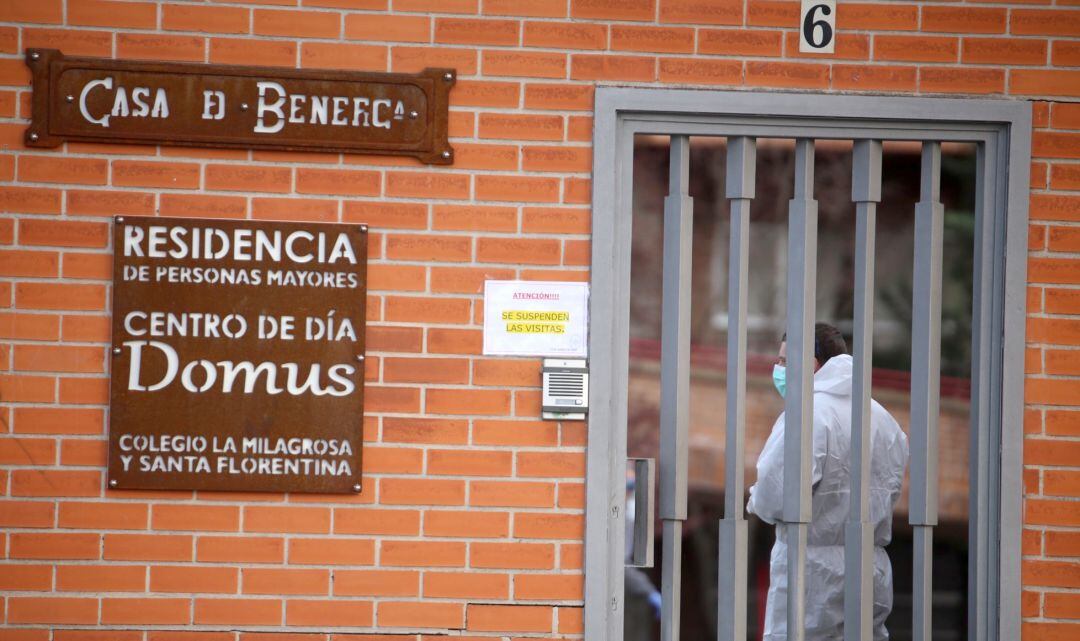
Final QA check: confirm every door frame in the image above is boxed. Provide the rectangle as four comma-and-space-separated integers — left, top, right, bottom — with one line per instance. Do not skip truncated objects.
584, 88, 1031, 641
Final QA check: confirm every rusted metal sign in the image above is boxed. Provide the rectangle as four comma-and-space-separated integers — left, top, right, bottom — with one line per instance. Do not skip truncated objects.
26, 48, 454, 164
108, 216, 367, 493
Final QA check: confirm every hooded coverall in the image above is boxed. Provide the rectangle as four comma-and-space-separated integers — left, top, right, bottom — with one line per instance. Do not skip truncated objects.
747, 354, 909, 641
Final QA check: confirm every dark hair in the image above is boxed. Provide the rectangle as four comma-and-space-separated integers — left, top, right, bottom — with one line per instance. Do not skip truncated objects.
782, 322, 848, 365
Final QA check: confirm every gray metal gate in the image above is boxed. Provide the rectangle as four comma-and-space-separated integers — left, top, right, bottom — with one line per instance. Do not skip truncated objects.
584, 90, 1030, 641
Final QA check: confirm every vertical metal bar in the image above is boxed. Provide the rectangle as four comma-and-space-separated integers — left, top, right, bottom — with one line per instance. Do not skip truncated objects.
845, 139, 882, 641
784, 138, 818, 641
630, 457, 656, 568
968, 140, 993, 641
717, 136, 755, 641
910, 141, 944, 641
659, 135, 692, 641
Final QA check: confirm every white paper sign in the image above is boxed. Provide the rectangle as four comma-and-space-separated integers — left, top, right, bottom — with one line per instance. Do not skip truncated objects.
799, 0, 836, 54
483, 280, 588, 357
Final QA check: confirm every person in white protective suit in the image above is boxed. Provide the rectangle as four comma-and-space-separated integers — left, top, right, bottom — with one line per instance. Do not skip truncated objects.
747, 323, 908, 641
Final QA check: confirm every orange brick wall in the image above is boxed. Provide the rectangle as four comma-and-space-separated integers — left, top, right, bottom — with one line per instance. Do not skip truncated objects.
0, 1, 1076, 640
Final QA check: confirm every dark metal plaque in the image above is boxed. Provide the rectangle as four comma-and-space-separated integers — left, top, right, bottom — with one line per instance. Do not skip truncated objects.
108, 216, 367, 493
26, 49, 454, 164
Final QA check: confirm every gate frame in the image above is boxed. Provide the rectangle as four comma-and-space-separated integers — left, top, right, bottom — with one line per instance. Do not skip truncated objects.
584, 88, 1031, 641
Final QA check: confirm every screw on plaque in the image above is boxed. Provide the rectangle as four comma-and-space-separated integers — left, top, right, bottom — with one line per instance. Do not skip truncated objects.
30, 52, 40, 61
409, 111, 418, 119
66, 95, 74, 103
116, 216, 125, 224
28, 133, 39, 142
241, 103, 249, 111
443, 72, 453, 81
441, 150, 451, 159
356, 354, 366, 361
113, 347, 122, 355
352, 483, 362, 493
109, 479, 118, 488
359, 225, 368, 233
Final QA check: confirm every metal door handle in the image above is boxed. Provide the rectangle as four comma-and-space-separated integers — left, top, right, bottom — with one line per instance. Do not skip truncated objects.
626, 457, 655, 568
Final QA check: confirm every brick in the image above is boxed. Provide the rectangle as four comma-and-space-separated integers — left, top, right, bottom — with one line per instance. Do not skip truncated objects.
485, 0, 565, 17
470, 480, 555, 507
10, 533, 99, 559
255, 9, 339, 38
424, 571, 509, 599
746, 61, 828, 89
19, 156, 107, 185
195, 598, 282, 625
572, 0, 654, 21
962, 38, 1046, 66
451, 143, 519, 171
392, 46, 478, 74
1049, 226, 1080, 253
0, 187, 62, 214
23, 28, 112, 56
1054, 41, 1080, 68
68, 0, 156, 28
476, 175, 560, 202
58, 501, 147, 530
301, 42, 387, 71
1050, 164, 1080, 190
210, 38, 297, 66
11, 470, 100, 497
151, 566, 238, 594
334, 569, 418, 596
437, 18, 519, 46
747, 0, 798, 27
333, 508, 420, 536
382, 356, 468, 384
251, 196, 338, 222
13, 283, 100, 314
160, 194, 247, 219
0, 0, 62, 23
874, 35, 958, 63
1012, 71, 1080, 98
346, 14, 430, 42
524, 84, 593, 112
477, 237, 560, 264
1029, 259, 1080, 287
67, 189, 153, 216
57, 378, 108, 406
105, 533, 193, 561
425, 509, 509, 538
1023, 559, 1080, 588
0, 249, 58, 279
197, 536, 284, 563
386, 234, 471, 262
661, 0, 740, 25
245, 506, 330, 534
1044, 469, 1080, 497
699, 29, 781, 56
1027, 499, 1080, 527
289, 538, 375, 565
1012, 9, 1080, 37
366, 385, 422, 412
380, 477, 466, 505
483, 50, 566, 79
0, 565, 52, 591
518, 448, 587, 474
473, 419, 558, 446
243, 568, 328, 595
427, 388, 512, 415
426, 328, 482, 355
378, 601, 464, 628
920, 67, 1004, 95
836, 3, 917, 30
467, 604, 552, 632
1047, 530, 1080, 556
390, 296, 475, 326
0, 500, 54, 527
383, 417, 469, 445
472, 359, 540, 387
153, 504, 240, 532
659, 58, 743, 85
612, 25, 694, 54
922, 7, 1006, 34
478, 113, 563, 142
428, 449, 513, 476
452, 80, 520, 109
381, 540, 466, 567
515, 574, 583, 600
386, 171, 470, 199
117, 34, 205, 63
472, 541, 555, 569
784, 32, 869, 61
571, 54, 655, 82
14, 407, 102, 435
287, 600, 373, 627
205, 165, 292, 193
523, 21, 607, 50
343, 201, 428, 229
163, 5, 249, 34
1031, 194, 1080, 222
432, 205, 516, 233
514, 512, 584, 539
1035, 132, 1080, 160
8, 598, 98, 624
0, 439, 56, 466
396, 0, 477, 12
